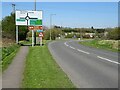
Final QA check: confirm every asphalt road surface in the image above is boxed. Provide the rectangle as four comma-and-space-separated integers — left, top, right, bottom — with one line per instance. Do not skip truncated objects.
48, 40, 119, 88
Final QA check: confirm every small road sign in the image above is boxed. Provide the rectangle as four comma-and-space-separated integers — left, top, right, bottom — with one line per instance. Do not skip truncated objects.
28, 26, 34, 30
39, 32, 43, 37
28, 26, 43, 30
37, 30, 43, 32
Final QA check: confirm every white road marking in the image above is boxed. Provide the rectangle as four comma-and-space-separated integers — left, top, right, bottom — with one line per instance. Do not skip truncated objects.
77, 49, 90, 54
65, 41, 119, 65
97, 56, 120, 65
70, 46, 75, 50
64, 42, 69, 47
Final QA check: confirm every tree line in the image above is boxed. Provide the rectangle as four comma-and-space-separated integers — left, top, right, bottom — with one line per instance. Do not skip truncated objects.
2, 13, 28, 41
2, 13, 120, 41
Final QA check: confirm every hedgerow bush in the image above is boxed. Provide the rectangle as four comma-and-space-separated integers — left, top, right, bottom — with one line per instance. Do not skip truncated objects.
2, 44, 20, 60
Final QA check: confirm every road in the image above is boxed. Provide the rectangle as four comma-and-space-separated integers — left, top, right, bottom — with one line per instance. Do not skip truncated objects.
48, 40, 119, 88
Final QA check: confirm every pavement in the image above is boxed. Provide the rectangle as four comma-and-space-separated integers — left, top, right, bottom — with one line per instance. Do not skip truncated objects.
2, 46, 29, 88
48, 40, 119, 88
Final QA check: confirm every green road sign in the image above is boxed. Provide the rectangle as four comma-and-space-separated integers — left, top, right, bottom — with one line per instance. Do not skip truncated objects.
30, 19, 42, 25
16, 19, 26, 22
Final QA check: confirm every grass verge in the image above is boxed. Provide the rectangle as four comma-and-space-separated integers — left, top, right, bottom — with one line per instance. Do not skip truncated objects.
79, 40, 119, 52
22, 43, 75, 88
2, 44, 20, 71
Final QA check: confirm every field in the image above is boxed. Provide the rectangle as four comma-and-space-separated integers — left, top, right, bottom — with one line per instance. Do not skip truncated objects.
22, 43, 75, 88
79, 40, 120, 52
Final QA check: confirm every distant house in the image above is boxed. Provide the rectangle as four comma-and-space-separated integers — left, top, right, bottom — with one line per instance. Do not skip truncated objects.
104, 31, 108, 37
85, 33, 95, 38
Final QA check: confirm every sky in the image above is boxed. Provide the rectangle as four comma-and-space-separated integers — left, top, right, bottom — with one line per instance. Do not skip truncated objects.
1, 1, 118, 28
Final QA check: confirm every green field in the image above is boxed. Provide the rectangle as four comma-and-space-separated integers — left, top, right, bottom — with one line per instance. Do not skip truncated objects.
79, 40, 119, 52
22, 43, 75, 88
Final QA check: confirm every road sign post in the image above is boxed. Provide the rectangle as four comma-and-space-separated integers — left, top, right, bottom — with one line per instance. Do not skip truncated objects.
16, 26, 18, 44
39, 32, 43, 46
15, 10, 42, 46
32, 30, 34, 47
40, 37, 42, 46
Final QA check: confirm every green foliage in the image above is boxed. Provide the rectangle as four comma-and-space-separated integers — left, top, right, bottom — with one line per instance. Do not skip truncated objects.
65, 34, 74, 38
75, 34, 81, 38
22, 45, 75, 88
19, 26, 29, 40
2, 13, 16, 40
107, 27, 120, 40
2, 44, 20, 60
79, 40, 119, 52
62, 27, 94, 33
82, 34, 91, 38
2, 44, 20, 71
2, 13, 28, 40
44, 29, 62, 40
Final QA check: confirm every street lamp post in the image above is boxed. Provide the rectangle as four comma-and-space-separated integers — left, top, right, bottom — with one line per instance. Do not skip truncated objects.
50, 14, 56, 40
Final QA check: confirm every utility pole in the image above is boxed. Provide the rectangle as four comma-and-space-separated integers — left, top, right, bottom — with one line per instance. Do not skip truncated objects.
34, 0, 36, 45
12, 4, 18, 44
12, 4, 16, 14
50, 14, 56, 40
80, 29, 82, 39
50, 15, 52, 41
35, 0, 36, 11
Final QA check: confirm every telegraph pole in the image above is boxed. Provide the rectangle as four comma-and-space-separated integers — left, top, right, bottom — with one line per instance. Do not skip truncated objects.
12, 4, 18, 44
12, 4, 16, 14
35, 0, 36, 11
50, 14, 56, 40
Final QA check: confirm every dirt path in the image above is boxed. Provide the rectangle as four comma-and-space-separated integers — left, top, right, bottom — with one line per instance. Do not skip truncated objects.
2, 46, 29, 88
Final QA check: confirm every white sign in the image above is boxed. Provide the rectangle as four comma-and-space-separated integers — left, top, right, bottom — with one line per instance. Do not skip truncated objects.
15, 10, 42, 26
39, 32, 43, 37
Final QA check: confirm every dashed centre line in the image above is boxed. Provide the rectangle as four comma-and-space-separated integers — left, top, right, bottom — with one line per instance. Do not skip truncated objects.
64, 42, 89, 54
64, 41, 118, 65
97, 56, 120, 65
77, 49, 90, 54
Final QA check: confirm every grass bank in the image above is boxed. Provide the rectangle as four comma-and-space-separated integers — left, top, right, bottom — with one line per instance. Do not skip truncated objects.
2, 44, 20, 71
79, 40, 120, 52
22, 43, 75, 88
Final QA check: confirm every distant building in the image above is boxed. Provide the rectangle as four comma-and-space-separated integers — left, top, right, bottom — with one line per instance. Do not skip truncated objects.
85, 33, 95, 38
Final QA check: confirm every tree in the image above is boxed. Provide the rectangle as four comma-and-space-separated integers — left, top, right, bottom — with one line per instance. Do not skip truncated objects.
19, 26, 28, 40
2, 13, 28, 41
43, 28, 62, 40
107, 27, 120, 40
2, 13, 16, 40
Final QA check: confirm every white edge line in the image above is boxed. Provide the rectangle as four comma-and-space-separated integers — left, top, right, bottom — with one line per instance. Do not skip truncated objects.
97, 56, 120, 65
77, 49, 90, 54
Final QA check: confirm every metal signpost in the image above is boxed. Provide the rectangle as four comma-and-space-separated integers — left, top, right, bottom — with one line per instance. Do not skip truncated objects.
15, 10, 42, 47
39, 32, 43, 46
16, 26, 18, 44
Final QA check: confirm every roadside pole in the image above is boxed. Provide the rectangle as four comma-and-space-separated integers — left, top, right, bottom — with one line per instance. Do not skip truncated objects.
32, 30, 34, 47
39, 32, 43, 46
34, 0, 36, 45
16, 10, 42, 47
40, 37, 42, 46
16, 25, 18, 44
